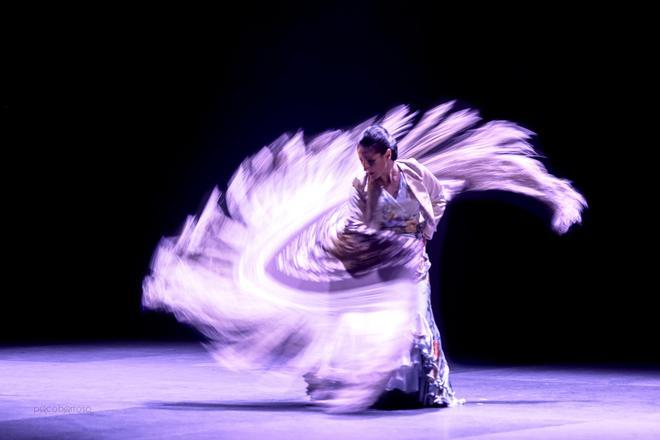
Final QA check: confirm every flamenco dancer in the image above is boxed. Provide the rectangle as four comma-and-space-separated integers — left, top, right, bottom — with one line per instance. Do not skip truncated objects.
142, 101, 587, 412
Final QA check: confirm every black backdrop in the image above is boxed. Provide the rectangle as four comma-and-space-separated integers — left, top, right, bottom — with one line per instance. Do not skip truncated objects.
8, 4, 655, 365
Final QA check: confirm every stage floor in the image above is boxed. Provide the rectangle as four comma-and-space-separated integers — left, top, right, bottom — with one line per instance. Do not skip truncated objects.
1, 342, 659, 439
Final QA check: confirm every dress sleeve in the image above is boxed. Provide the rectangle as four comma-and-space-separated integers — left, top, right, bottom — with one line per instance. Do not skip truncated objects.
346, 176, 368, 227
420, 165, 447, 241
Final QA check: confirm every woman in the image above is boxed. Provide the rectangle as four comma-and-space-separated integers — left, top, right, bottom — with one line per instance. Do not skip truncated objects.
305, 125, 464, 408
142, 102, 586, 412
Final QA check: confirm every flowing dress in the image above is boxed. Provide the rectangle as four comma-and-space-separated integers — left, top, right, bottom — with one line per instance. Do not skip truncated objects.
141, 102, 586, 412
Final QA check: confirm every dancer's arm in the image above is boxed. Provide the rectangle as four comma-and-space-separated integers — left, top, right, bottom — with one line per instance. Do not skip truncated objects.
421, 165, 447, 241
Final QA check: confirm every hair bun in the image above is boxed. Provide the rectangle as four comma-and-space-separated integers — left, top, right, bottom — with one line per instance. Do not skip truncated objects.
358, 125, 398, 161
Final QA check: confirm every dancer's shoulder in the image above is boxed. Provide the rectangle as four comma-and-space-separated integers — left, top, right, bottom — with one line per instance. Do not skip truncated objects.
397, 158, 427, 178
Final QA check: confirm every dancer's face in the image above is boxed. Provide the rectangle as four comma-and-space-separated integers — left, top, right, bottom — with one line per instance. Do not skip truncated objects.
357, 145, 392, 182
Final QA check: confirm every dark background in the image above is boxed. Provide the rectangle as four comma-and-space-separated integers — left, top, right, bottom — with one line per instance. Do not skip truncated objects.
7, 4, 655, 365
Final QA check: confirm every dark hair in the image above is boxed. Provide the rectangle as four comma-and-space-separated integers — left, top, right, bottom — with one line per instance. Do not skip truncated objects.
358, 125, 398, 161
